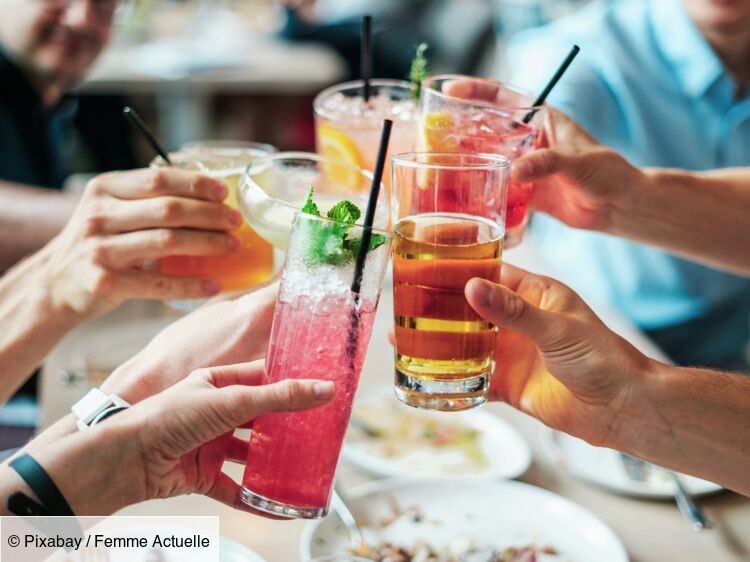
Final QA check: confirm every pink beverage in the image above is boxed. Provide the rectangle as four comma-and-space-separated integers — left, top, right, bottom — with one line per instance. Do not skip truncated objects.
241, 211, 391, 519
242, 297, 376, 513
419, 75, 544, 247
314, 79, 417, 194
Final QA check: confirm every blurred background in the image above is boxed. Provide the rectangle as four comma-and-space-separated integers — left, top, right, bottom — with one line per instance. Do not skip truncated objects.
66, 0, 595, 180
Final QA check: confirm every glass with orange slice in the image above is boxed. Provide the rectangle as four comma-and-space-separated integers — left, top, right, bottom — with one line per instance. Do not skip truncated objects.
313, 79, 417, 194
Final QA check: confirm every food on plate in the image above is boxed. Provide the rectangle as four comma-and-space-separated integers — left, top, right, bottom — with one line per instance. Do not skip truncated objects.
354, 539, 561, 562
346, 400, 489, 474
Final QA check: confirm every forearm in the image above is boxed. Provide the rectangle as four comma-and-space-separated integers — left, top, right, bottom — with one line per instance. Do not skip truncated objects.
612, 361, 750, 495
607, 168, 750, 275
0, 421, 141, 515
0, 181, 78, 271
0, 248, 84, 403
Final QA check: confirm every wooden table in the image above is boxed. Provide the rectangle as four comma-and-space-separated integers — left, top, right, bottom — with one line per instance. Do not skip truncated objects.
40, 245, 750, 562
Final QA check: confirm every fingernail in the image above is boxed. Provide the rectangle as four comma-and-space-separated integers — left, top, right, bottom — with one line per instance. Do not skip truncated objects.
229, 209, 243, 227
313, 381, 335, 401
212, 181, 227, 200
202, 279, 220, 294
470, 278, 496, 308
227, 236, 241, 251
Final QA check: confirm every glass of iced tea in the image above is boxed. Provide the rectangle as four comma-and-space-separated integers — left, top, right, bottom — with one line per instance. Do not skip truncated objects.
391, 153, 509, 411
152, 141, 277, 310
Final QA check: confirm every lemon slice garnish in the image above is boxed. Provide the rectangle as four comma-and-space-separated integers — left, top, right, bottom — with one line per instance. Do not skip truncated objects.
317, 125, 367, 193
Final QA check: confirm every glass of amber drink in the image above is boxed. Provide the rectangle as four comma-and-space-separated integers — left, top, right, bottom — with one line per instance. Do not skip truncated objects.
391, 153, 509, 411
152, 141, 277, 310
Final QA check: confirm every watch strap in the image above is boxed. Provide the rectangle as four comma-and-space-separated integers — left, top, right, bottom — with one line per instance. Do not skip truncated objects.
9, 453, 75, 516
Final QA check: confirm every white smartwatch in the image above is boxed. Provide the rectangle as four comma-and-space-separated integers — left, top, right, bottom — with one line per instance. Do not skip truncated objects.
72, 388, 131, 431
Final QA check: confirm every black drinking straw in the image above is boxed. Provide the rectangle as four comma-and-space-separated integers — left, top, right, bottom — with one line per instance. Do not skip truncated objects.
122, 106, 172, 165
351, 118, 392, 296
346, 119, 392, 363
361, 15, 373, 103
522, 45, 580, 124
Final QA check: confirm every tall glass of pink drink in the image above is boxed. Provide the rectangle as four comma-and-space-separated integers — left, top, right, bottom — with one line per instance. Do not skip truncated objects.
240, 211, 392, 519
419, 75, 544, 247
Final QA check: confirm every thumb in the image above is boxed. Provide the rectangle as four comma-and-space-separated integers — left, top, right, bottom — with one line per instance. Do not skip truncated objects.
465, 278, 571, 350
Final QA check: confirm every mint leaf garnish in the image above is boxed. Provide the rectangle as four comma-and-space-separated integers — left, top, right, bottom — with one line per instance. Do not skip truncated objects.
327, 200, 361, 224
409, 42, 430, 102
301, 186, 321, 217
300, 190, 386, 266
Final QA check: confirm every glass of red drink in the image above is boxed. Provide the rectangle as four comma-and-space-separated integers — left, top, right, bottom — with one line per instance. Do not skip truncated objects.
240, 211, 392, 519
419, 75, 544, 247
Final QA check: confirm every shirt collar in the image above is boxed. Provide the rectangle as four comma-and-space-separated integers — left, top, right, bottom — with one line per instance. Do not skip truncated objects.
649, 0, 725, 99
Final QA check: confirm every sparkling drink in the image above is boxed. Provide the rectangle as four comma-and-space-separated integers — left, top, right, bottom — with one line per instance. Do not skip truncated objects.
420, 75, 544, 247
314, 79, 417, 191
393, 213, 503, 412
153, 142, 277, 295
241, 212, 391, 519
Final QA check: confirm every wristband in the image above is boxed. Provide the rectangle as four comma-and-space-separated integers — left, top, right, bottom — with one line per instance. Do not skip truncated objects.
8, 453, 75, 516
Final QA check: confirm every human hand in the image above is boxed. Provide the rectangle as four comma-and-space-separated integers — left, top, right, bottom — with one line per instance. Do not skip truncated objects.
465, 264, 655, 447
512, 107, 648, 231
101, 282, 279, 404
40, 168, 243, 319
30, 361, 334, 516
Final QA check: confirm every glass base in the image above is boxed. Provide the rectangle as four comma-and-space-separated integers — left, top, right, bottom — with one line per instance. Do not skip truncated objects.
504, 223, 526, 248
240, 487, 328, 519
394, 369, 489, 411
167, 298, 207, 313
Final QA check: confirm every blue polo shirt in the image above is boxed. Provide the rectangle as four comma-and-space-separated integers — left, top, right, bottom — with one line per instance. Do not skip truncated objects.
508, 0, 750, 367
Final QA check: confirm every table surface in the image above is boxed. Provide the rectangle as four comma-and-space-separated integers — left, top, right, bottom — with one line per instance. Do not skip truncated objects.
80, 34, 346, 95
40, 244, 750, 562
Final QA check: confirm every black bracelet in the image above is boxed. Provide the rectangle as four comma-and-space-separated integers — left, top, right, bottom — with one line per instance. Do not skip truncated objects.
8, 453, 75, 516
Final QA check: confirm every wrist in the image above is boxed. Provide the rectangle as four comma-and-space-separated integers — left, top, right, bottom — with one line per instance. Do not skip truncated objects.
603, 165, 655, 236
607, 357, 676, 458
32, 418, 146, 515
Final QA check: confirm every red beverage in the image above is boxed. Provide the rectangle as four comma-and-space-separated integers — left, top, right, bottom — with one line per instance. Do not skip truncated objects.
240, 211, 391, 519
241, 297, 376, 515
419, 76, 543, 247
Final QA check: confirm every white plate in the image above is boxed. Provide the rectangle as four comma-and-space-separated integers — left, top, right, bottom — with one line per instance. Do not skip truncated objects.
301, 477, 629, 562
539, 428, 723, 499
342, 394, 531, 480
220, 537, 266, 562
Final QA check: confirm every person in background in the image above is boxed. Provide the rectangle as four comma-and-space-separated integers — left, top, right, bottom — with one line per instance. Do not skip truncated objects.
507, 0, 750, 370
0, 0, 127, 270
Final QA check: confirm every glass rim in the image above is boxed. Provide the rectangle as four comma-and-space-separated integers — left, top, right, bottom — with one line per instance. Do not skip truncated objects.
391, 151, 511, 171
152, 141, 278, 172
395, 212, 504, 243
422, 74, 544, 112
313, 78, 415, 118
182, 139, 278, 155
242, 151, 389, 233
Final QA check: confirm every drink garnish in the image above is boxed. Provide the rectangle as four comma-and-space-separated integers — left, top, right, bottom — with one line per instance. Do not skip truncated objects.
300, 187, 386, 266
409, 43, 430, 102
